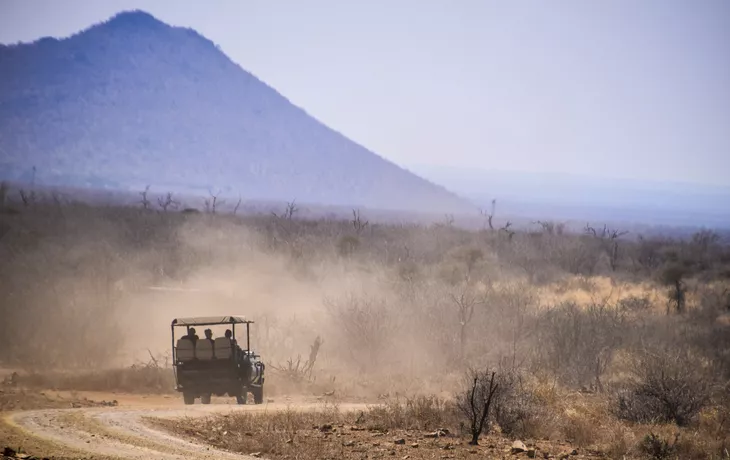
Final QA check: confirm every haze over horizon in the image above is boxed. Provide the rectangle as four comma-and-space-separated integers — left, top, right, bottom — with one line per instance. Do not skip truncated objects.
1, 0, 728, 189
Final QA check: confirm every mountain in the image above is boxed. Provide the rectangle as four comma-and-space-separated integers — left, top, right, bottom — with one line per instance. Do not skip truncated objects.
0, 10, 475, 214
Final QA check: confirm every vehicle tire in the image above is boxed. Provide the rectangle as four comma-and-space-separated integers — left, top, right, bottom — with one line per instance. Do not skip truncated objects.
236, 393, 246, 405
252, 386, 264, 404
183, 392, 195, 405
200, 393, 212, 405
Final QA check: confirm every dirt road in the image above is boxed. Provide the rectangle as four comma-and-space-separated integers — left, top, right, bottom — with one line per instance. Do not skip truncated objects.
4, 392, 367, 459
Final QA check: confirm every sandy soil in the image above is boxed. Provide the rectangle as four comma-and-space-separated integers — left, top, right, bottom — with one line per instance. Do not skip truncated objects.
3, 390, 368, 459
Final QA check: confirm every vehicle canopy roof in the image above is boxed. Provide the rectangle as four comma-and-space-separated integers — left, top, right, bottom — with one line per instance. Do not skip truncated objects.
171, 316, 253, 327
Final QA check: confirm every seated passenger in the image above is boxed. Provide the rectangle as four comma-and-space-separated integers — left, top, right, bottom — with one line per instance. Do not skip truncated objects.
182, 327, 199, 344
204, 328, 214, 343
224, 329, 237, 347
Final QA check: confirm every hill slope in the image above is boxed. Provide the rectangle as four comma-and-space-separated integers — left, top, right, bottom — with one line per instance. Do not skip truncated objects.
0, 10, 474, 214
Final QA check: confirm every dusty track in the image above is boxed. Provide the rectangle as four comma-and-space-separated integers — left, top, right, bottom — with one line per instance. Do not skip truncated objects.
5, 392, 368, 459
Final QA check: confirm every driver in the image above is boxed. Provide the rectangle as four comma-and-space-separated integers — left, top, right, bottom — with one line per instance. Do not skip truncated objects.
224, 329, 237, 347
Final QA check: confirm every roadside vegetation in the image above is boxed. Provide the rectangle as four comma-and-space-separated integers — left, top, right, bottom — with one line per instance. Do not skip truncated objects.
1, 183, 729, 459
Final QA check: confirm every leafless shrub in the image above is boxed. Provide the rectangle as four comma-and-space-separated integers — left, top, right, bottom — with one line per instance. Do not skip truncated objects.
443, 213, 455, 227
533, 300, 627, 390
618, 294, 653, 313
351, 209, 368, 235
271, 336, 323, 383
500, 221, 515, 240
323, 293, 394, 372
456, 368, 499, 445
612, 348, 712, 426
157, 192, 179, 212
490, 367, 551, 438
18, 188, 37, 207
272, 200, 298, 220
534, 220, 565, 235
639, 432, 680, 460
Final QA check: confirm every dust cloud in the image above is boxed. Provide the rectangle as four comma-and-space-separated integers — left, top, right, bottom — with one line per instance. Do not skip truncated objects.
3, 199, 728, 401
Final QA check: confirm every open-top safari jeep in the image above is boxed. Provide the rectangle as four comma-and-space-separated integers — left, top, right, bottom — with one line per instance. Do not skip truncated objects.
171, 316, 265, 405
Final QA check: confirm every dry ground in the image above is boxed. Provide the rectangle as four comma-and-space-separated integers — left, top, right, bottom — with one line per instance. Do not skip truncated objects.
152, 410, 604, 460
1, 369, 729, 460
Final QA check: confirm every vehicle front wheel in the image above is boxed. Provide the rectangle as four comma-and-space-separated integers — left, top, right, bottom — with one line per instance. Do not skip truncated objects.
201, 393, 212, 404
183, 392, 195, 405
252, 386, 264, 404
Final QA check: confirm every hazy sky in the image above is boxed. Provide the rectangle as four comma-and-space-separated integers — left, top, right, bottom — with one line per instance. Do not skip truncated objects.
1, 0, 729, 186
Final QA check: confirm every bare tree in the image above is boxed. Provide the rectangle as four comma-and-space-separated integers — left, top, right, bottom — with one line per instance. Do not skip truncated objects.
323, 294, 393, 371
157, 192, 179, 212
584, 223, 629, 271
18, 189, 37, 207
500, 221, 515, 240
279, 200, 298, 219
480, 199, 496, 230
449, 288, 483, 361
534, 220, 557, 235
457, 369, 499, 445
446, 248, 486, 361
204, 189, 224, 214
584, 223, 629, 240
233, 195, 242, 215
660, 264, 688, 314
271, 199, 299, 221
139, 185, 152, 210
50, 191, 65, 207
351, 209, 369, 235
0, 181, 7, 208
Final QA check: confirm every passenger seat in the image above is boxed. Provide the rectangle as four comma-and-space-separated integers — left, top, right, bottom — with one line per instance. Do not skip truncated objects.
197, 339, 214, 360
214, 337, 232, 359
176, 338, 196, 361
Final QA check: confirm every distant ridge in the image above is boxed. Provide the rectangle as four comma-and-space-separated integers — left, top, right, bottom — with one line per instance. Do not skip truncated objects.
0, 10, 475, 214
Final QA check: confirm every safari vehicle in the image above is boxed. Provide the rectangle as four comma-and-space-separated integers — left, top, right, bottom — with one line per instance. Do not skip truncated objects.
171, 316, 265, 405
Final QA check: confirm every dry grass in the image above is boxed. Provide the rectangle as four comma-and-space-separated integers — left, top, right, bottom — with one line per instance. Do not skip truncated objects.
0, 386, 111, 412
540, 275, 665, 312
12, 366, 175, 395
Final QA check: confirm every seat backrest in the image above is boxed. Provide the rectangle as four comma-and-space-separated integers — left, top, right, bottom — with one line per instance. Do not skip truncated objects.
214, 337, 232, 359
176, 338, 195, 361
197, 339, 214, 360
